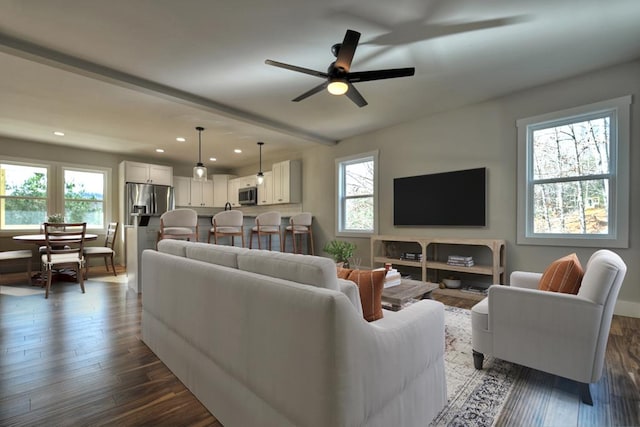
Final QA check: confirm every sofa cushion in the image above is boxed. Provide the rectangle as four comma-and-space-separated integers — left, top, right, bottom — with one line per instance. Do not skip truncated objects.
185, 242, 248, 269
237, 250, 339, 291
337, 278, 363, 316
347, 269, 385, 322
157, 239, 190, 257
538, 253, 584, 294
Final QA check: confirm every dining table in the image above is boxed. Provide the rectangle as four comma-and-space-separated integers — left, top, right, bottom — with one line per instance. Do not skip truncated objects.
12, 233, 99, 283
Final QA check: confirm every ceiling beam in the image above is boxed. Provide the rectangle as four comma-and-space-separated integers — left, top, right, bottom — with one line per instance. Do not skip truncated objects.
0, 32, 337, 146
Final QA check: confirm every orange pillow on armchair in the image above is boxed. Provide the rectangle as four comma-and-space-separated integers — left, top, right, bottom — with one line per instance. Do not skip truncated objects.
538, 253, 584, 294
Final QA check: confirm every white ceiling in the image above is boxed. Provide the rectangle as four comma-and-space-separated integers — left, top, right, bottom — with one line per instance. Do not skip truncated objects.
1, 0, 640, 170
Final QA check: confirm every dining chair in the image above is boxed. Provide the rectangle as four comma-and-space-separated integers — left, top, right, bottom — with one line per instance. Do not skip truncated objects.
41, 222, 87, 299
208, 210, 244, 247
157, 209, 198, 245
83, 222, 118, 278
0, 250, 33, 285
283, 212, 314, 255
249, 211, 282, 250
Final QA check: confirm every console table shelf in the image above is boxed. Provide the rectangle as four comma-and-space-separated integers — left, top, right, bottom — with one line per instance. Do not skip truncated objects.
370, 235, 506, 284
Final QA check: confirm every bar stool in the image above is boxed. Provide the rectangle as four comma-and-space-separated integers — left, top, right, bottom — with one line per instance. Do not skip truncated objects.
249, 211, 281, 250
157, 209, 198, 246
283, 212, 314, 255
209, 210, 244, 247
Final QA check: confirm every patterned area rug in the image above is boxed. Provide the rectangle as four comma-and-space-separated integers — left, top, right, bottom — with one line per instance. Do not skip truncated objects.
431, 306, 523, 427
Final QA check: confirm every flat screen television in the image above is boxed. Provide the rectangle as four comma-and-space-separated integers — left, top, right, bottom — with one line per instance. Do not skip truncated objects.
393, 167, 486, 226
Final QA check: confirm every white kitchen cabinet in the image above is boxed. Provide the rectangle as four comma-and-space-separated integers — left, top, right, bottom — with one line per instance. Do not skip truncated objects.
121, 161, 173, 185
174, 176, 214, 207
272, 159, 301, 204
174, 176, 192, 207
257, 171, 273, 205
212, 174, 236, 207
228, 178, 241, 208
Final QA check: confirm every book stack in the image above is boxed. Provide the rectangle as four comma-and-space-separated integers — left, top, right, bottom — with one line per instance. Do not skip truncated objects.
447, 255, 474, 267
401, 252, 423, 261
384, 268, 402, 288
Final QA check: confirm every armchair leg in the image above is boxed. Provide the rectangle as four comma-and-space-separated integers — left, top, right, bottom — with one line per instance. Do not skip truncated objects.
579, 382, 593, 405
473, 350, 484, 370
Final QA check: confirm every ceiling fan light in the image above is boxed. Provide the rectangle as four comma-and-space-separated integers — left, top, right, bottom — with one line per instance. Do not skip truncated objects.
328, 80, 349, 95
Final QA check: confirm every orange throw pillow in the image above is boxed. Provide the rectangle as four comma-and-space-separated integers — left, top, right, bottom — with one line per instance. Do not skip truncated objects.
538, 253, 584, 294
336, 266, 353, 279
347, 269, 385, 321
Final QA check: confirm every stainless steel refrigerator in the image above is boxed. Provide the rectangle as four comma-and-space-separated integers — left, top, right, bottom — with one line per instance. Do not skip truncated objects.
124, 182, 174, 225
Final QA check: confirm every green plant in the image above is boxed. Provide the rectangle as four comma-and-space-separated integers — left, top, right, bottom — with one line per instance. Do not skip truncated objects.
323, 240, 356, 264
47, 213, 64, 223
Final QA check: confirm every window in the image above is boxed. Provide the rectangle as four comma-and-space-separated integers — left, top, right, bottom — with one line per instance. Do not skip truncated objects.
517, 96, 630, 247
0, 162, 49, 230
0, 158, 109, 232
336, 151, 378, 235
63, 168, 105, 228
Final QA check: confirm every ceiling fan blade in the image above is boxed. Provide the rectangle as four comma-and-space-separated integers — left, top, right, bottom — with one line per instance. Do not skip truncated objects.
345, 83, 368, 107
334, 29, 360, 72
265, 59, 327, 79
292, 81, 328, 102
347, 67, 415, 83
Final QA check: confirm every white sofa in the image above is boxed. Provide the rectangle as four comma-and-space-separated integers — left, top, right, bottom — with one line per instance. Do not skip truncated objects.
141, 240, 447, 427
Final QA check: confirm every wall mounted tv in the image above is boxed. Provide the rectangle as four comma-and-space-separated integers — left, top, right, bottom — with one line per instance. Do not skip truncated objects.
393, 167, 486, 226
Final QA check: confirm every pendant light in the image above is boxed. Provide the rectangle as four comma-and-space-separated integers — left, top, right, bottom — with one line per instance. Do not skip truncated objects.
193, 126, 207, 181
256, 141, 265, 185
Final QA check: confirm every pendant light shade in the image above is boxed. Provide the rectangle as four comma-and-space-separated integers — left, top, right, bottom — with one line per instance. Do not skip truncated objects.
193, 126, 207, 181
256, 141, 265, 185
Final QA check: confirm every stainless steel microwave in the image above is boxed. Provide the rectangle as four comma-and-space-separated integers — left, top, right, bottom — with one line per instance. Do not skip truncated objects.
238, 186, 257, 205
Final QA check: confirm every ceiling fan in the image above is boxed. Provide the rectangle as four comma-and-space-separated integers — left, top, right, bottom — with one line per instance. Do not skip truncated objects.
265, 29, 415, 107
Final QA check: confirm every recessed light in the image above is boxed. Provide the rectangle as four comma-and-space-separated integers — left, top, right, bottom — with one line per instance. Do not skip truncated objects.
209, 157, 217, 162
53, 131, 65, 136
234, 149, 242, 154
176, 137, 186, 142
156, 148, 165, 153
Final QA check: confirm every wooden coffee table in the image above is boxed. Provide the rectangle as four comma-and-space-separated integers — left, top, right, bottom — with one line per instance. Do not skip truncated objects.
381, 279, 440, 311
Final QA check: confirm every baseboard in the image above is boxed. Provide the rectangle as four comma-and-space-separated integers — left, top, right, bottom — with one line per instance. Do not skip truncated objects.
614, 299, 640, 318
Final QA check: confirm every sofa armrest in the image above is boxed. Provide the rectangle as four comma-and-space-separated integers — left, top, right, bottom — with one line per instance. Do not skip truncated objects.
337, 278, 362, 316
487, 285, 603, 382
510, 271, 543, 289
336, 299, 446, 423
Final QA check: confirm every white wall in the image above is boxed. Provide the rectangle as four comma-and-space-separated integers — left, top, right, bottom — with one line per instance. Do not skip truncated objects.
297, 59, 640, 317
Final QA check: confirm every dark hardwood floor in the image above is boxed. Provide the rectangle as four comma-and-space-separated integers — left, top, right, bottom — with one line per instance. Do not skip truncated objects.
1, 270, 638, 426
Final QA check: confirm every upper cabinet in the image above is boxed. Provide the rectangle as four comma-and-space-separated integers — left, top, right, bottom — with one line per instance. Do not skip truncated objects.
174, 176, 214, 208
272, 159, 301, 204
121, 161, 173, 186
257, 171, 273, 205
212, 174, 236, 208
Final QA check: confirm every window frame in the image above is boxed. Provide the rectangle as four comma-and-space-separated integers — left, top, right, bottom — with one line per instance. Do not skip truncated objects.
516, 95, 631, 248
0, 156, 111, 234
60, 165, 108, 229
335, 150, 379, 237
0, 160, 52, 231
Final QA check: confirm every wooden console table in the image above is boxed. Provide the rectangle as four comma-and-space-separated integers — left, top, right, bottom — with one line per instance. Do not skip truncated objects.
371, 235, 506, 284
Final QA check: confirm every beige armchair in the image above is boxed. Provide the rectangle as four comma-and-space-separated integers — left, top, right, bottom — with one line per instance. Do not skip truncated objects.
157, 209, 198, 245
471, 249, 627, 405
